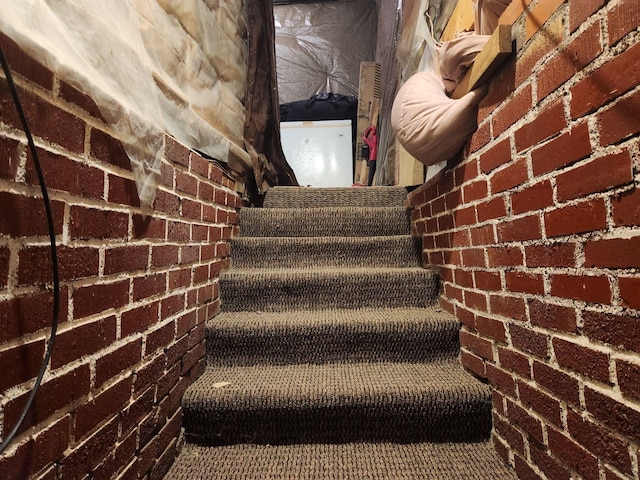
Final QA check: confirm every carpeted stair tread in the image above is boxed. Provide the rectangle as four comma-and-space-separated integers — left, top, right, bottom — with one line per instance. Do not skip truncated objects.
165, 441, 517, 480
263, 186, 408, 208
230, 235, 422, 268
206, 307, 460, 366
239, 206, 410, 237
220, 267, 439, 311
181, 359, 492, 444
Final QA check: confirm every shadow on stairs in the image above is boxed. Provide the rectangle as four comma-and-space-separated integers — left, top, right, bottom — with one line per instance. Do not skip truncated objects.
164, 186, 516, 480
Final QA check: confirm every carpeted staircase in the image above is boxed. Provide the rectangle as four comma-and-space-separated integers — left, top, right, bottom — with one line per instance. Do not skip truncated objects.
164, 186, 516, 480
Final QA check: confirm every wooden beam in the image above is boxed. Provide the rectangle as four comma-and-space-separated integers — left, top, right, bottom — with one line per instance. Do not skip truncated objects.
440, 0, 475, 42
451, 24, 513, 99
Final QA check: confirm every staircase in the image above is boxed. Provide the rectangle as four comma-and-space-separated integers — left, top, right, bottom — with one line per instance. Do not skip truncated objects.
165, 186, 516, 480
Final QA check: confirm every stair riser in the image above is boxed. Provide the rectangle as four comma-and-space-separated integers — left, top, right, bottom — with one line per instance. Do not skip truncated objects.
183, 401, 492, 445
205, 329, 460, 366
220, 272, 439, 311
263, 186, 409, 208
230, 236, 422, 269
239, 207, 411, 237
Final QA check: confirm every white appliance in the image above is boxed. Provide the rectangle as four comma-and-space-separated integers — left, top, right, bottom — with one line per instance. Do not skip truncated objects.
280, 120, 353, 187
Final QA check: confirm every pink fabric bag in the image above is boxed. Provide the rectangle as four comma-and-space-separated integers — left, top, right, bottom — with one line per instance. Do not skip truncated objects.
438, 32, 490, 94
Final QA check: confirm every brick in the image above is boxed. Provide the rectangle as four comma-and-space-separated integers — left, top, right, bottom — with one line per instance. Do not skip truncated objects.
497, 215, 541, 243
583, 310, 640, 354
506, 399, 544, 443
453, 205, 476, 227
530, 443, 572, 480
59, 80, 104, 120
18, 245, 99, 286
550, 273, 611, 304
461, 349, 486, 378
470, 120, 491, 152
0, 33, 54, 90
488, 246, 524, 267
95, 338, 142, 387
491, 294, 527, 322
571, 41, 640, 118
147, 320, 176, 355
0, 288, 70, 343
525, 242, 576, 268
476, 196, 507, 222
553, 337, 611, 383
528, 299, 577, 333
531, 122, 592, 176
69, 205, 128, 240
176, 170, 198, 196
585, 235, 640, 269
547, 427, 600, 480
3, 364, 90, 436
0, 245, 9, 288
152, 244, 180, 269
90, 128, 130, 170
556, 149, 633, 202
600, 90, 640, 145
498, 346, 531, 378
511, 180, 553, 215
133, 214, 166, 239
154, 189, 180, 215
121, 301, 160, 338
569, 0, 605, 32
167, 220, 190, 242
73, 280, 129, 319
165, 135, 190, 166
469, 225, 494, 248
190, 153, 210, 178
479, 137, 512, 174
0, 136, 20, 180
91, 428, 137, 480
505, 271, 544, 295
613, 188, 640, 227
493, 414, 525, 454
619, 276, 640, 310
454, 268, 474, 288
537, 21, 602, 99
491, 85, 533, 138
75, 376, 133, 439
0, 192, 65, 238
0, 339, 45, 391
457, 307, 476, 329
451, 229, 470, 248
544, 198, 607, 237
134, 354, 166, 394
463, 179, 488, 203
104, 245, 149, 275
464, 290, 488, 312
60, 415, 119, 479
0, 415, 70, 480
176, 309, 197, 337
510, 324, 549, 358
477, 315, 507, 342
51, 316, 117, 368
616, 359, 640, 402
474, 270, 501, 291
487, 363, 517, 397
445, 283, 464, 303
25, 148, 104, 199
524, 0, 564, 40
568, 409, 633, 474
0, 83, 85, 154
533, 360, 581, 407
515, 100, 566, 153
518, 378, 565, 429
460, 330, 494, 360
108, 173, 140, 207
514, 454, 544, 480
161, 293, 185, 320
133, 272, 166, 301
181, 340, 206, 375
608, 0, 640, 45
490, 159, 529, 194
585, 387, 640, 441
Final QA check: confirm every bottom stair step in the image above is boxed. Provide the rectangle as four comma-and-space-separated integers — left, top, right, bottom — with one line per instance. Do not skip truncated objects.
164, 440, 517, 480
182, 360, 492, 445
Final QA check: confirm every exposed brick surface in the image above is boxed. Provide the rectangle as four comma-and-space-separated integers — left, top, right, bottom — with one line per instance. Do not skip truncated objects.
607, 0, 640, 45
533, 360, 580, 407
583, 310, 640, 354
528, 299, 577, 333
52, 316, 117, 368
553, 337, 611, 383
550, 273, 611, 304
514, 100, 566, 153
544, 198, 607, 238
531, 121, 592, 176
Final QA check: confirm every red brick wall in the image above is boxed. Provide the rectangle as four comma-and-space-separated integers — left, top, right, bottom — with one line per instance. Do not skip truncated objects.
0, 36, 243, 479
409, 0, 640, 478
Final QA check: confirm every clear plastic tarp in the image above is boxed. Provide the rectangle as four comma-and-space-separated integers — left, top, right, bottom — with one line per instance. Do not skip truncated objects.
274, 0, 377, 104
0, 0, 248, 207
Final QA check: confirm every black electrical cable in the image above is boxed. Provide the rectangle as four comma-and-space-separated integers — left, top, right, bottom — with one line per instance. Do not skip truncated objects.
0, 46, 60, 455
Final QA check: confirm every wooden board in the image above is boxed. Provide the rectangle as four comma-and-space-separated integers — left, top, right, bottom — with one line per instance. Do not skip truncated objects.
451, 24, 513, 99
440, 0, 475, 42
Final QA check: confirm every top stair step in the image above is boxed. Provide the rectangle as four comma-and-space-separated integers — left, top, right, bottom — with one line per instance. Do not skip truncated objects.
264, 186, 409, 208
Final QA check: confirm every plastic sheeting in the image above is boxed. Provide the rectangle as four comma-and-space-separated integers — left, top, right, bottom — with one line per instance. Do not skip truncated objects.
0, 0, 248, 207
274, 0, 377, 104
